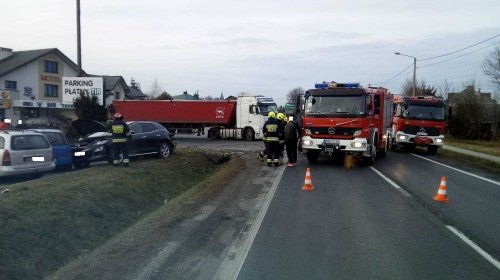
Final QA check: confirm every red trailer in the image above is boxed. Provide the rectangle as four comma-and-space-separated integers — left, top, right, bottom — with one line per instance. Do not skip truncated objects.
114, 100, 237, 134
113, 95, 277, 141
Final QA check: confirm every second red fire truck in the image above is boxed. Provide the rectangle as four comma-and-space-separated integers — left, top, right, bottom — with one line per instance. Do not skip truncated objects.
391, 95, 446, 154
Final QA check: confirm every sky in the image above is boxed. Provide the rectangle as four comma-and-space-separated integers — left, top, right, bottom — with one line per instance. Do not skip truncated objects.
2, 0, 500, 105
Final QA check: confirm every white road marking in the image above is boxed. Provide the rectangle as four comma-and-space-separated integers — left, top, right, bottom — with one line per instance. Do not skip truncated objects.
445, 225, 500, 271
411, 153, 500, 186
213, 166, 286, 280
370, 167, 412, 197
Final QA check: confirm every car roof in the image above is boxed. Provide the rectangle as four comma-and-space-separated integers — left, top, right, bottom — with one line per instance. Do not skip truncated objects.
0, 129, 45, 136
27, 128, 63, 133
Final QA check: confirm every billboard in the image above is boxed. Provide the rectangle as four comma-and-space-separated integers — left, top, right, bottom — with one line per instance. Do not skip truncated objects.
62, 77, 104, 105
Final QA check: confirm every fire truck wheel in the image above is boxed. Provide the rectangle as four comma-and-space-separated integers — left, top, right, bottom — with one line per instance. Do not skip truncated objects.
428, 145, 438, 155
306, 151, 320, 163
379, 134, 389, 158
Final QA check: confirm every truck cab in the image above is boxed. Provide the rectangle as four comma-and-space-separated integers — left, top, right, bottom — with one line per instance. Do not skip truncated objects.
221, 94, 277, 141
392, 96, 446, 154
300, 82, 393, 165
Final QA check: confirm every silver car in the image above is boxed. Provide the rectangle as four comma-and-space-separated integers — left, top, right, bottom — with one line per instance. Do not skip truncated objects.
0, 130, 56, 177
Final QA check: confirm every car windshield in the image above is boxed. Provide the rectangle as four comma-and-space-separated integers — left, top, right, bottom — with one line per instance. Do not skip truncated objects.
11, 135, 50, 150
305, 95, 365, 116
404, 105, 445, 120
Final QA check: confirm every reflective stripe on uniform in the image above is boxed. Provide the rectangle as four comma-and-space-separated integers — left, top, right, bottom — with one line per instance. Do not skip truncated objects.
266, 137, 279, 141
112, 125, 125, 133
113, 138, 127, 143
266, 124, 278, 132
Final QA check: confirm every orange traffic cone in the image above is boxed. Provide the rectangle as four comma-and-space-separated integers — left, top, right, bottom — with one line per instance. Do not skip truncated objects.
433, 176, 449, 203
302, 168, 315, 191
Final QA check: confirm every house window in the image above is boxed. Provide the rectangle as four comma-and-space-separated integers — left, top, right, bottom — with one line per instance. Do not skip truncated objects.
44, 60, 58, 73
5, 80, 17, 90
44, 84, 58, 97
115, 92, 120, 100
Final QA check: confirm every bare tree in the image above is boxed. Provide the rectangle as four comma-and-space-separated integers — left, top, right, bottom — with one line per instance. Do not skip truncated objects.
148, 78, 163, 99
437, 79, 455, 100
448, 80, 492, 139
482, 44, 500, 91
400, 79, 436, 96
287, 87, 305, 114
205, 95, 214, 101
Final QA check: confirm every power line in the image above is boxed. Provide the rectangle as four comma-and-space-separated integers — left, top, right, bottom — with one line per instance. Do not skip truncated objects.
419, 33, 500, 61
419, 41, 500, 68
370, 63, 413, 85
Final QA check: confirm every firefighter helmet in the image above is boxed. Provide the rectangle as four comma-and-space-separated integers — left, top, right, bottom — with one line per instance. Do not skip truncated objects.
277, 112, 285, 120
268, 111, 276, 118
113, 112, 123, 119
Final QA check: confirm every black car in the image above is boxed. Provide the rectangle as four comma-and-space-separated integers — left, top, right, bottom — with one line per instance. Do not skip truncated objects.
71, 121, 175, 168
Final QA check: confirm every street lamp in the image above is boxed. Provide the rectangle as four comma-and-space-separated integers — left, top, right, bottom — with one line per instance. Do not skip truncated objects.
395, 52, 417, 97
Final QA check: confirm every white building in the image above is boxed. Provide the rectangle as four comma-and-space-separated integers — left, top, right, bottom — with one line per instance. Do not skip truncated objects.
0, 47, 147, 126
0, 47, 81, 125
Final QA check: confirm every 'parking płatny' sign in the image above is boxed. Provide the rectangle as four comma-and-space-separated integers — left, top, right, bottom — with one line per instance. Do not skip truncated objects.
62, 77, 104, 105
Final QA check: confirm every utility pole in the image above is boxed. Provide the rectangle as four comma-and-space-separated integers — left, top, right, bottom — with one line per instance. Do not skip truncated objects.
412, 57, 416, 97
395, 52, 418, 97
76, 0, 82, 77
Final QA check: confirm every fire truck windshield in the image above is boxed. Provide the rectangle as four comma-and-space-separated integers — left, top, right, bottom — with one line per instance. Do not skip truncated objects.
305, 95, 365, 117
404, 105, 445, 120
258, 103, 278, 116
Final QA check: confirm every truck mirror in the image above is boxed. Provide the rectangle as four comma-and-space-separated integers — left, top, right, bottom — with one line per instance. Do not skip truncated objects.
312, 98, 316, 105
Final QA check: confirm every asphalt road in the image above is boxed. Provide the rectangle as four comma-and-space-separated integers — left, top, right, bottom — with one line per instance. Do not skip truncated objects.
236, 150, 500, 279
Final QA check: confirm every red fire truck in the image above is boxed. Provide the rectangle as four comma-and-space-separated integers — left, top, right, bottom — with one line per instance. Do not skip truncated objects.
391, 95, 446, 154
300, 82, 393, 165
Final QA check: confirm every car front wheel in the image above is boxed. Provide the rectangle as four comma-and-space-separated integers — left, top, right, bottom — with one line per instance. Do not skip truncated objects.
158, 142, 171, 158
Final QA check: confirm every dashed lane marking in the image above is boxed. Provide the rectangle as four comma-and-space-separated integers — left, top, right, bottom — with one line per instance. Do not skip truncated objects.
370, 166, 412, 197
411, 153, 500, 186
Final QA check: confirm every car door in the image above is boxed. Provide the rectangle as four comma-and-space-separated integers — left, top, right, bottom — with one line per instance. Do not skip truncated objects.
127, 123, 146, 155
140, 122, 158, 154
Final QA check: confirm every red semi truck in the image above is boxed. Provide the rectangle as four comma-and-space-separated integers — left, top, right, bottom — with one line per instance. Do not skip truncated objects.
391, 95, 446, 154
113, 94, 277, 141
300, 82, 393, 165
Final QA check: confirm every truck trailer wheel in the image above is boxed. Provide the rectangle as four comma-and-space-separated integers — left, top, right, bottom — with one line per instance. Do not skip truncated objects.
208, 128, 220, 140
243, 128, 254, 141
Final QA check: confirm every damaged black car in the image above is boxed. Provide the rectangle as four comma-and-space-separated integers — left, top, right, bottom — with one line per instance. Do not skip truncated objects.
71, 120, 175, 168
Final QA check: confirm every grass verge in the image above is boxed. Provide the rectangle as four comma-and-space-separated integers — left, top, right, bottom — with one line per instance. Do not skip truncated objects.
445, 137, 500, 157
0, 148, 226, 280
437, 148, 500, 174
51, 152, 243, 280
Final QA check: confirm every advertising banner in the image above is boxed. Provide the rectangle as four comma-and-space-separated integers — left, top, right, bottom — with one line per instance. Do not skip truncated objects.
62, 77, 104, 105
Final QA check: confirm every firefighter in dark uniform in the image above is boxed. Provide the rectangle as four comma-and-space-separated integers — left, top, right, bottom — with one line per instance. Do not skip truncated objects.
111, 112, 131, 166
263, 111, 283, 167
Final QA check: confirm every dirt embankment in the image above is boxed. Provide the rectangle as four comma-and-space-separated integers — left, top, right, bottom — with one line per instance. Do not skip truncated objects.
52, 151, 280, 280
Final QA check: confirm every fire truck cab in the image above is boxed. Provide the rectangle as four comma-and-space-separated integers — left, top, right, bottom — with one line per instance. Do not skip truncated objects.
391, 95, 446, 154
300, 82, 393, 165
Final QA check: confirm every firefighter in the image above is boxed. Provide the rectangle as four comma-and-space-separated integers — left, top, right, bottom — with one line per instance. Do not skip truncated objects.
263, 111, 281, 167
111, 112, 131, 166
277, 112, 287, 163
285, 115, 301, 166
